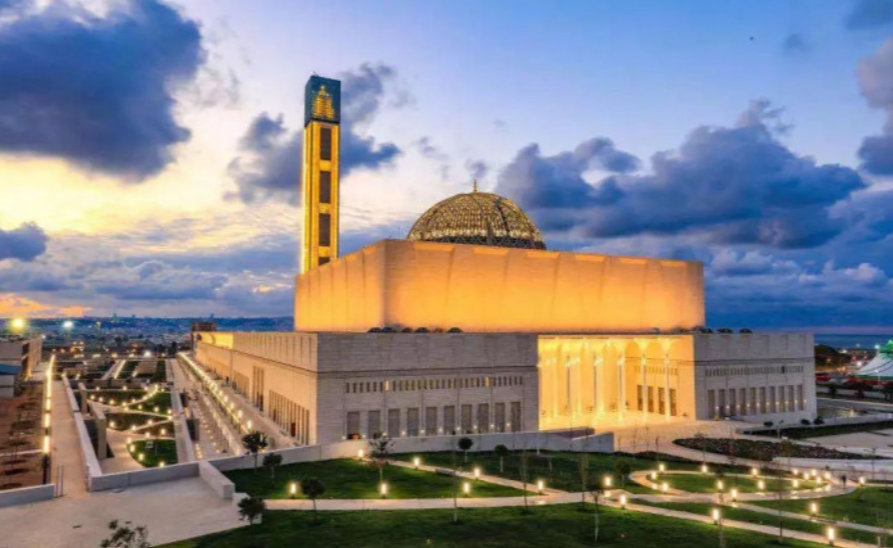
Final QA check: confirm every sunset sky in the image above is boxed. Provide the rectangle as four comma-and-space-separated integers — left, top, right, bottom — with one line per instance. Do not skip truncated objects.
3, 0, 893, 330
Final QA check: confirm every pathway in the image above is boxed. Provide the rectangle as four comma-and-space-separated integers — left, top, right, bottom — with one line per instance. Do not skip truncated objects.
50, 378, 87, 498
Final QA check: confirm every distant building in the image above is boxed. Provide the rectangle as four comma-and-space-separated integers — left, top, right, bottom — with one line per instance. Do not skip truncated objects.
0, 337, 42, 398
193, 75, 817, 446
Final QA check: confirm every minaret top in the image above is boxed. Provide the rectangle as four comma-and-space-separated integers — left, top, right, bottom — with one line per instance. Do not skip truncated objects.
473, 179, 478, 193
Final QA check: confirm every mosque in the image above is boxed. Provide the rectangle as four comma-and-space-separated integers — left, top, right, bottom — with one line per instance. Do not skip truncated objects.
195, 75, 817, 445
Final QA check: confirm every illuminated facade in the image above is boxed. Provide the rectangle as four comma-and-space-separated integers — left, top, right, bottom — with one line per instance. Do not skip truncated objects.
301, 76, 341, 273
194, 77, 817, 446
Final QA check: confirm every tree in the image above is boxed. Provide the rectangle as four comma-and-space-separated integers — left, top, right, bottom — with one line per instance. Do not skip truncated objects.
520, 448, 531, 512
301, 478, 325, 524
262, 452, 282, 480
693, 432, 708, 464
586, 482, 605, 544
778, 439, 795, 472
494, 444, 509, 474
100, 520, 150, 548
458, 437, 474, 463
578, 452, 590, 506
614, 460, 632, 490
452, 449, 461, 524
238, 496, 265, 525
241, 431, 269, 471
368, 436, 395, 483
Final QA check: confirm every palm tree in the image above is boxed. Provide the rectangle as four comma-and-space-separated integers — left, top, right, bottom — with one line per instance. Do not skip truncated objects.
238, 496, 265, 525
494, 444, 509, 474
301, 478, 326, 524
241, 431, 269, 471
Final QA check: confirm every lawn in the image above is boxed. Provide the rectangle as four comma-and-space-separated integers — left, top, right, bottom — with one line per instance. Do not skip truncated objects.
675, 438, 870, 461
746, 421, 893, 440
637, 501, 881, 545
392, 450, 731, 494
84, 389, 148, 406
657, 473, 819, 494
139, 391, 173, 414
750, 486, 893, 528
128, 439, 177, 468
157, 503, 834, 548
106, 412, 162, 431
225, 458, 525, 499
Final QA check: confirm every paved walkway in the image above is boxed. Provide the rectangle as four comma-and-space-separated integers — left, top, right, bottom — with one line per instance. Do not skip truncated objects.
0, 478, 245, 548
51, 379, 87, 498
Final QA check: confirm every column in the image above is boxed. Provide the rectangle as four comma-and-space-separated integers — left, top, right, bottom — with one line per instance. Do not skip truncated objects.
664, 352, 671, 419
617, 348, 626, 418
640, 355, 648, 416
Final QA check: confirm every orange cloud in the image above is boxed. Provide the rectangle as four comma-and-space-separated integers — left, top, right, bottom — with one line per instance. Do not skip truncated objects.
0, 293, 91, 317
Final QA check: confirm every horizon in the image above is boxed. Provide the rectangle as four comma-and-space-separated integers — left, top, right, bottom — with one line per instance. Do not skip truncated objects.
3, 0, 893, 330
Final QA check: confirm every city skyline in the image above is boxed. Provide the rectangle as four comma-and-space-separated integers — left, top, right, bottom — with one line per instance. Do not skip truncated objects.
2, 0, 893, 330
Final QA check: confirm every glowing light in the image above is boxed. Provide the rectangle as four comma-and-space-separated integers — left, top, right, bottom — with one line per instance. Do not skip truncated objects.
380, 482, 388, 497
661, 482, 668, 493
751, 467, 759, 477
717, 480, 724, 491
859, 476, 866, 485
731, 488, 738, 501
473, 467, 481, 480
827, 527, 836, 545
604, 476, 612, 488
793, 479, 800, 489
537, 479, 545, 493
658, 463, 666, 473
290, 482, 298, 497
619, 494, 628, 508
810, 502, 819, 516
413, 457, 421, 468
712, 508, 721, 524
62, 320, 74, 330
463, 481, 471, 495
701, 464, 709, 474
10, 318, 26, 331
757, 479, 765, 491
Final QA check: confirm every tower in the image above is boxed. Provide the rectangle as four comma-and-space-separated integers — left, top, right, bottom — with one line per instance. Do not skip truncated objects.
301, 75, 341, 272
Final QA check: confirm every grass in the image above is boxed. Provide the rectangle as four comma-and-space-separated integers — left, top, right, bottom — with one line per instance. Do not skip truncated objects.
128, 439, 177, 468
225, 458, 525, 499
139, 391, 173, 414
83, 389, 148, 406
157, 503, 834, 548
392, 450, 729, 494
658, 473, 819, 494
637, 501, 882, 545
117, 360, 141, 378
152, 360, 167, 382
106, 412, 162, 431
750, 486, 893, 528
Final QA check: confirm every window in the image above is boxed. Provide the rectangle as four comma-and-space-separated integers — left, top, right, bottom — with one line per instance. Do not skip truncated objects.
495, 402, 506, 432
510, 402, 521, 431
346, 411, 360, 439
444, 406, 456, 434
319, 213, 331, 246
461, 404, 473, 433
407, 408, 420, 436
425, 406, 437, 434
368, 410, 381, 439
477, 404, 490, 433
320, 127, 332, 160
319, 171, 332, 203
387, 409, 400, 437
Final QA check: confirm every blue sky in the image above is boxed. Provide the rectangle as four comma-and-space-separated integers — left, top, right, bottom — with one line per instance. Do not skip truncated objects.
2, 0, 893, 331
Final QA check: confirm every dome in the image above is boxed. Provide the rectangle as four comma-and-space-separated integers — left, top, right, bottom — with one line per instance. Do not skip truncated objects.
407, 190, 546, 250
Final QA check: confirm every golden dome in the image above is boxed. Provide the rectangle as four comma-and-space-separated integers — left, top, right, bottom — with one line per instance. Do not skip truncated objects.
407, 190, 546, 250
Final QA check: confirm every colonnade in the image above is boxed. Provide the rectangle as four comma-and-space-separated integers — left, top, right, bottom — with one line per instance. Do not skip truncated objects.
537, 336, 684, 428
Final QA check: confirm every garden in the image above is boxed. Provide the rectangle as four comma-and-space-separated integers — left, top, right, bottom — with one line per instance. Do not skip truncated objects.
674, 437, 871, 461
128, 439, 178, 468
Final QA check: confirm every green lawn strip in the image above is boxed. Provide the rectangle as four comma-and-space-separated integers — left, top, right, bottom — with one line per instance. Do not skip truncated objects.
750, 487, 893, 529
106, 412, 163, 431
128, 439, 177, 468
660, 473, 819, 494
118, 361, 141, 378
83, 389, 148, 406
152, 360, 167, 382
140, 391, 173, 414
157, 503, 835, 548
636, 500, 881, 545
225, 458, 524, 499
392, 451, 754, 494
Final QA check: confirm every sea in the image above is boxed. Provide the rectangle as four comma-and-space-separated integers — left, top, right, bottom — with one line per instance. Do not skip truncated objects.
813, 333, 893, 350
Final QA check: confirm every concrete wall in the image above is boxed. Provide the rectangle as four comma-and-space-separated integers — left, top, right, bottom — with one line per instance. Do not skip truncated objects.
0, 484, 55, 509
295, 239, 705, 334
90, 462, 199, 492
693, 333, 816, 422
210, 432, 614, 473
198, 461, 234, 499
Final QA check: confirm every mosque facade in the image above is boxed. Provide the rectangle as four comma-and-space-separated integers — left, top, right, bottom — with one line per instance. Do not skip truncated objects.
195, 76, 816, 445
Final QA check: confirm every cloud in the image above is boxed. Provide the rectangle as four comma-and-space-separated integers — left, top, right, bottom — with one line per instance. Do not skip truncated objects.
0, 222, 48, 262
0, 293, 91, 318
0, 0, 205, 180
857, 38, 893, 174
845, 0, 893, 30
228, 63, 403, 204
465, 159, 489, 181
91, 260, 227, 300
499, 100, 865, 248
781, 33, 810, 55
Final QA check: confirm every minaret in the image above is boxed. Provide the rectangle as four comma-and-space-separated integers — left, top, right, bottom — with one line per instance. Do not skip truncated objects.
301, 75, 341, 272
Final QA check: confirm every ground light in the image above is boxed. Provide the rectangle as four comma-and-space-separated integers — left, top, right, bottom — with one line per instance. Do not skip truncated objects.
473, 467, 481, 480
793, 479, 800, 489
701, 464, 709, 474
357, 449, 364, 459
619, 494, 628, 509
827, 527, 836, 546
537, 479, 545, 494
731, 488, 738, 501
463, 481, 471, 496
712, 507, 722, 524
661, 482, 668, 493
603, 475, 612, 488
290, 482, 298, 498
717, 480, 724, 491
413, 457, 421, 469
380, 482, 388, 498
751, 467, 759, 477
810, 502, 819, 516
658, 463, 666, 473
757, 479, 765, 491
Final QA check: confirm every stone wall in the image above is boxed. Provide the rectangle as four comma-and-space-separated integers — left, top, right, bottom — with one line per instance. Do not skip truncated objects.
295, 239, 705, 333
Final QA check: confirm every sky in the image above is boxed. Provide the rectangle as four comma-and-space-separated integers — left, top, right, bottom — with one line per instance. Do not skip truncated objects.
3, 0, 893, 330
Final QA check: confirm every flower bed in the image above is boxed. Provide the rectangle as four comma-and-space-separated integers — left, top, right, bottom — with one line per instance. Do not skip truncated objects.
674, 437, 872, 461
